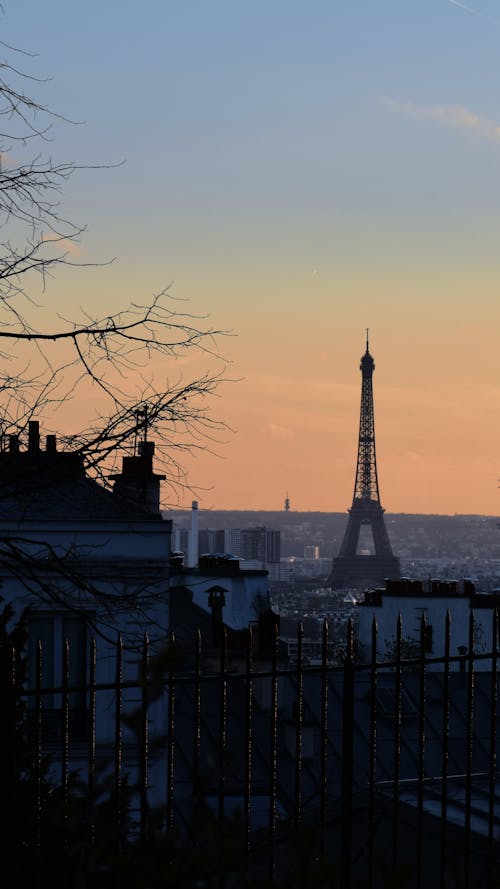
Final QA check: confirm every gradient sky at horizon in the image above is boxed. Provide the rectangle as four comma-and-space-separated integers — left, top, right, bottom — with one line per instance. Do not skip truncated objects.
5, 1, 500, 515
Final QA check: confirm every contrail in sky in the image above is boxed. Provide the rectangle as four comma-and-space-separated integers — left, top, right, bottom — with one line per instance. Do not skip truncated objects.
447, 0, 500, 25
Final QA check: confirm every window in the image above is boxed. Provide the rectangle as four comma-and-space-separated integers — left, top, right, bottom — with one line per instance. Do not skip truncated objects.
28, 613, 89, 739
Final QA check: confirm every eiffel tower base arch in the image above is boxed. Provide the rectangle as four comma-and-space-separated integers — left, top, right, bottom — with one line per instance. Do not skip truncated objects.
329, 499, 400, 590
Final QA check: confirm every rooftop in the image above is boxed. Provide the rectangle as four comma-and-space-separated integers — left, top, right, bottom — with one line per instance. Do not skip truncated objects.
0, 421, 164, 522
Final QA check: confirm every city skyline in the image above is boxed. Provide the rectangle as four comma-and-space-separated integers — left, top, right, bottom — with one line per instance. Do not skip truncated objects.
6, 1, 500, 515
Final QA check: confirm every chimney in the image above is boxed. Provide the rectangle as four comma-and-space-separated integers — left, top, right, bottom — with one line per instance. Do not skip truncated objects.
110, 439, 165, 514
28, 421, 40, 453
46, 434, 57, 454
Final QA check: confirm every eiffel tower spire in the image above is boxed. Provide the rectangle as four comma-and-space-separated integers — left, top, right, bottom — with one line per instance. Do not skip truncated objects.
329, 335, 400, 590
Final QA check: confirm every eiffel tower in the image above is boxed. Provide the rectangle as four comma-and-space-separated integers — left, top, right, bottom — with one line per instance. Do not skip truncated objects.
329, 333, 400, 590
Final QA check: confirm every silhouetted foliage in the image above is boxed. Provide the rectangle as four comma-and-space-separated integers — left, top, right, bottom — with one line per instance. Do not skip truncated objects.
0, 21, 229, 503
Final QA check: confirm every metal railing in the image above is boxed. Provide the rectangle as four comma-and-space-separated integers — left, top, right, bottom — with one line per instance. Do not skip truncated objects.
4, 610, 500, 888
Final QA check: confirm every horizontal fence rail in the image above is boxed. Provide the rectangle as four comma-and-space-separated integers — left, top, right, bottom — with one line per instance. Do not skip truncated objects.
3, 610, 500, 888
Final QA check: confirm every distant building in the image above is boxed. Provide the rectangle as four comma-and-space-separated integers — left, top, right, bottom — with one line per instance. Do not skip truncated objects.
169, 552, 277, 656
239, 526, 281, 564
226, 527, 241, 557
171, 510, 282, 569
198, 527, 226, 555
357, 576, 498, 671
304, 545, 320, 560
172, 527, 189, 555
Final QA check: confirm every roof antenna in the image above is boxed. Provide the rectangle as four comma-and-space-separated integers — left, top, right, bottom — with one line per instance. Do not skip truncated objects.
366, 327, 370, 352
134, 406, 148, 455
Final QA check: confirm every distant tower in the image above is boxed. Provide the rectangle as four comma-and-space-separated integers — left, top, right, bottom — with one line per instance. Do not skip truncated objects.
284, 492, 290, 512
329, 333, 400, 589
186, 501, 199, 568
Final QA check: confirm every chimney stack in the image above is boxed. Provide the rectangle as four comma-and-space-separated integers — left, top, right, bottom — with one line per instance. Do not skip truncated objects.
110, 439, 165, 514
28, 421, 40, 452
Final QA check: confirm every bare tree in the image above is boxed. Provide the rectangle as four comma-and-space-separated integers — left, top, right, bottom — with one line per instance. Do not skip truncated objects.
0, 27, 236, 645
0, 35, 229, 501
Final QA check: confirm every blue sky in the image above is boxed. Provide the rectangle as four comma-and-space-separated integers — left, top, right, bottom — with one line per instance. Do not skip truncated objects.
4, 2, 500, 513
10, 1, 500, 216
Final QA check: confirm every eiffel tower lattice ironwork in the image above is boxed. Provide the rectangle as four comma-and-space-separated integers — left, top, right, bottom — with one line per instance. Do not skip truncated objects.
329, 334, 400, 589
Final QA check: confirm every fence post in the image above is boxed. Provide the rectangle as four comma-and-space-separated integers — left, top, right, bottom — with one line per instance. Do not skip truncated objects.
440, 610, 451, 889
341, 618, 355, 889
218, 625, 227, 825
244, 626, 253, 857
463, 611, 475, 889
416, 613, 427, 889
368, 615, 378, 889
140, 632, 150, 844
392, 612, 402, 867
166, 630, 176, 836
268, 621, 278, 883
0, 643, 16, 861
487, 607, 498, 887
319, 619, 329, 854
294, 622, 303, 830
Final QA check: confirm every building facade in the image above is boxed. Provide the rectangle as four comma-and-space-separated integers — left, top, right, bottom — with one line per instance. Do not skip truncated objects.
357, 577, 498, 671
0, 421, 172, 742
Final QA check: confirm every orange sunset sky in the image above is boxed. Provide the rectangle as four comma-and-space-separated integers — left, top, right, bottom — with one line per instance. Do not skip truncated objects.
6, 1, 500, 516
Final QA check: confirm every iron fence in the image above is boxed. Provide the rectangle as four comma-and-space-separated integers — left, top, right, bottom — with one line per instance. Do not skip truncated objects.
4, 610, 500, 888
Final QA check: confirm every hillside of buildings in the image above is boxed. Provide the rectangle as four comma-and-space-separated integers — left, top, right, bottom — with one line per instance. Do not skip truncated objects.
166, 509, 500, 562
166, 509, 500, 598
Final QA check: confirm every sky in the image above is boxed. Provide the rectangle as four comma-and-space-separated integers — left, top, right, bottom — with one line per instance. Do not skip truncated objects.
4, 1, 500, 515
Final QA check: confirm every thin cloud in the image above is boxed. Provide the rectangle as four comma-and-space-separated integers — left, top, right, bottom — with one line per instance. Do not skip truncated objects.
382, 96, 500, 142
268, 423, 296, 440
447, 0, 500, 26
41, 232, 84, 255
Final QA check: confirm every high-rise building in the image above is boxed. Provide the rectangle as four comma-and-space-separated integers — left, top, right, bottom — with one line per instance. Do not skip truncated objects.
227, 528, 241, 558
172, 527, 189, 555
174, 522, 281, 566
198, 528, 227, 555
239, 526, 281, 564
